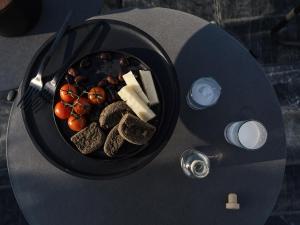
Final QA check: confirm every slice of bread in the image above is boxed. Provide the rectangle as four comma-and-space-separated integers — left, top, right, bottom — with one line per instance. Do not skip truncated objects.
99, 101, 131, 129
104, 125, 125, 157
71, 122, 106, 155
118, 113, 156, 145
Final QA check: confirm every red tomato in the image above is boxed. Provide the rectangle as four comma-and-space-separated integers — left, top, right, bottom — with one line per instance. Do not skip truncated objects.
73, 97, 91, 115
54, 101, 71, 120
60, 84, 78, 103
88, 87, 106, 105
68, 115, 86, 132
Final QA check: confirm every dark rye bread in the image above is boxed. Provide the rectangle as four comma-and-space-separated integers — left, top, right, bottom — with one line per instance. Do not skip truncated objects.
71, 122, 106, 155
104, 125, 125, 157
118, 113, 156, 145
99, 101, 131, 129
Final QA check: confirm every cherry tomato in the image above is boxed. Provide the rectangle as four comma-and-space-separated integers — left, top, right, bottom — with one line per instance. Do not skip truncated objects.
60, 84, 78, 103
88, 87, 106, 105
54, 101, 71, 120
73, 97, 91, 115
68, 115, 86, 132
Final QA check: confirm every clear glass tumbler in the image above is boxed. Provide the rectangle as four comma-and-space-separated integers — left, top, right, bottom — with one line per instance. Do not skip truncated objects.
224, 120, 268, 150
186, 77, 221, 110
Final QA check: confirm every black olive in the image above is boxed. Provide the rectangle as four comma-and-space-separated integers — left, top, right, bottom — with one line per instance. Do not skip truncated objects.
74, 76, 88, 84
97, 79, 108, 87
67, 68, 77, 77
114, 90, 121, 100
106, 91, 112, 103
106, 75, 118, 85
116, 84, 125, 91
118, 73, 124, 82
106, 87, 117, 102
129, 58, 140, 66
121, 66, 130, 74
98, 52, 112, 61
139, 63, 149, 70
80, 58, 91, 68
65, 74, 75, 83
119, 57, 129, 66
131, 71, 139, 79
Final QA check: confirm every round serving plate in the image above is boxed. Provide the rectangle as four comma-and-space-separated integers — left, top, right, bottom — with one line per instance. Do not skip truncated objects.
53, 50, 162, 160
21, 19, 180, 179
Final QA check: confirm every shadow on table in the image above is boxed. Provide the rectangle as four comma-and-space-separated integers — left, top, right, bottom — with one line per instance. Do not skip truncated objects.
174, 22, 287, 225
0, 187, 28, 225
7, 157, 285, 225
175, 23, 285, 166
26, 0, 102, 35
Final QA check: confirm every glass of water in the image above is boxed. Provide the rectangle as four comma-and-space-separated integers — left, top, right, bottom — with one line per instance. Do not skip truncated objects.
180, 149, 210, 179
224, 120, 268, 150
186, 77, 221, 110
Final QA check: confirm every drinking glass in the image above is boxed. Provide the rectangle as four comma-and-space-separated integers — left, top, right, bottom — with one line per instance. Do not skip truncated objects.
186, 77, 221, 110
224, 120, 268, 150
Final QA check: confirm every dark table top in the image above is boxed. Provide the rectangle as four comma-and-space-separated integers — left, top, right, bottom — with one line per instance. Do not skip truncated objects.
7, 7, 286, 225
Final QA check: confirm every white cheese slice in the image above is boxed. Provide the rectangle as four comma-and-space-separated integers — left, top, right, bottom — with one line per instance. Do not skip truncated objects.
118, 86, 156, 122
122, 71, 149, 104
139, 70, 159, 105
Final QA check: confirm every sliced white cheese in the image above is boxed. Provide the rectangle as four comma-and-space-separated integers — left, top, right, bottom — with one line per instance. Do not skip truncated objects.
122, 71, 149, 104
139, 70, 159, 105
118, 86, 156, 122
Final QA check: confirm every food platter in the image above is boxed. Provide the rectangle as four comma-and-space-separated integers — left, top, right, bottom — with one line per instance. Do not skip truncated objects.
53, 50, 162, 160
21, 19, 179, 179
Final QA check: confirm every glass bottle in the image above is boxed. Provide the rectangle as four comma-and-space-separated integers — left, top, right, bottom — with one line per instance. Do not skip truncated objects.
180, 149, 210, 178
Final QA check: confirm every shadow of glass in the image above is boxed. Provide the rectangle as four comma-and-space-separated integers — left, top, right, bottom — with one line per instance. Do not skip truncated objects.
175, 23, 285, 165
26, 0, 102, 35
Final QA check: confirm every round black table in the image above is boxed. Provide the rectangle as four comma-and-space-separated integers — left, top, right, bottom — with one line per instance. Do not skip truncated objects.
7, 8, 286, 225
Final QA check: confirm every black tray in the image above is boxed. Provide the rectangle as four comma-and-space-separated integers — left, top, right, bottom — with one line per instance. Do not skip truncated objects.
21, 19, 179, 179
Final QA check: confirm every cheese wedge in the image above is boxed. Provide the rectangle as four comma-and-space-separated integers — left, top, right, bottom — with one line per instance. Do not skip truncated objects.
139, 70, 159, 105
122, 71, 149, 104
118, 86, 156, 122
